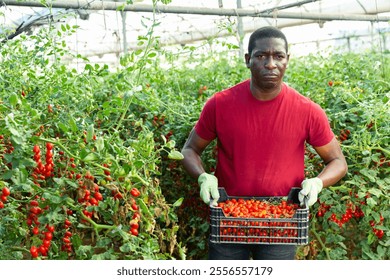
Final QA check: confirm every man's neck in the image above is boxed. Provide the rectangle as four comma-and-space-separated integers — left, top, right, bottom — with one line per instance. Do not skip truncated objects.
250, 81, 283, 101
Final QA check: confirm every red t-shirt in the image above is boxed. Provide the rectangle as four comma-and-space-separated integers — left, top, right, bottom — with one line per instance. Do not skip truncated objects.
195, 79, 334, 197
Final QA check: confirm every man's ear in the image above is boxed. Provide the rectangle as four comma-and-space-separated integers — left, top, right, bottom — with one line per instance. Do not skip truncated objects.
244, 53, 250, 68
286, 53, 290, 68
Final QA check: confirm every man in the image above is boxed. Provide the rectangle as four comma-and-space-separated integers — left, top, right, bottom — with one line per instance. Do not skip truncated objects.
181, 26, 347, 260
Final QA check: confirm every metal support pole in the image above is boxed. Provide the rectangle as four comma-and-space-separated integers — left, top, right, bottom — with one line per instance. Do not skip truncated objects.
121, 11, 127, 54
236, 0, 244, 57
2, 1, 390, 22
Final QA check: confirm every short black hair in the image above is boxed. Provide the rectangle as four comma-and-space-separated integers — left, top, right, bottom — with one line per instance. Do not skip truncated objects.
247, 26, 288, 55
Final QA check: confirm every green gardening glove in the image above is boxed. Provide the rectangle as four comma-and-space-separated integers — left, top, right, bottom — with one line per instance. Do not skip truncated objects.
298, 177, 323, 207
198, 173, 220, 206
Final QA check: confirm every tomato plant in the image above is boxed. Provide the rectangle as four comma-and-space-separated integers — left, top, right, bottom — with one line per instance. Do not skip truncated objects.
0, 12, 184, 260
0, 4, 388, 260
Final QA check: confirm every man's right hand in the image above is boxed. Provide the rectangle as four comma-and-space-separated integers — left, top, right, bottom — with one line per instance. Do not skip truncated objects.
198, 173, 219, 206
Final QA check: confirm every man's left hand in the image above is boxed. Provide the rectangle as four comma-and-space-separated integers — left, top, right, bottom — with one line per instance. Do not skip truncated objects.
298, 178, 323, 207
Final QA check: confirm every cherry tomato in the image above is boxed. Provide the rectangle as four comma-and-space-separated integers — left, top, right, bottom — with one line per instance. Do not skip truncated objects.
132, 212, 141, 220
33, 145, 40, 154
130, 228, 139, 236
131, 223, 139, 230
46, 142, 54, 150
44, 232, 53, 241
32, 227, 39, 235
2, 187, 10, 197
30, 246, 39, 258
130, 188, 141, 198
94, 192, 103, 201
131, 203, 139, 211
46, 225, 55, 233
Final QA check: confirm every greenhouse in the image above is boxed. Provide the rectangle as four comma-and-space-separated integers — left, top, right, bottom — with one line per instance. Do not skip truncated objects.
0, 0, 389, 267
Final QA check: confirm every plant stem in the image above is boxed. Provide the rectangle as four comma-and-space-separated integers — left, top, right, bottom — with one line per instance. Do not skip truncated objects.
310, 221, 331, 260
38, 137, 111, 171
114, 2, 158, 131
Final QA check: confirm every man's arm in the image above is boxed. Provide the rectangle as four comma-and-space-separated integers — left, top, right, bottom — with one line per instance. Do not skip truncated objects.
299, 137, 348, 206
314, 137, 348, 187
181, 128, 213, 179
181, 129, 220, 205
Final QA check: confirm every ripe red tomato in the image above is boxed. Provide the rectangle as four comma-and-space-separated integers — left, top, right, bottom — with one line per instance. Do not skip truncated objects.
113, 192, 123, 200
30, 246, 39, 258
94, 192, 103, 201
130, 228, 139, 236
89, 197, 98, 206
46, 142, 54, 150
132, 212, 141, 220
2, 187, 10, 197
44, 232, 53, 241
39, 245, 48, 256
33, 145, 40, 154
131, 203, 139, 211
130, 188, 141, 198
32, 227, 39, 235
130, 223, 139, 230
376, 230, 384, 239
42, 239, 51, 248
46, 225, 55, 233
30, 200, 39, 207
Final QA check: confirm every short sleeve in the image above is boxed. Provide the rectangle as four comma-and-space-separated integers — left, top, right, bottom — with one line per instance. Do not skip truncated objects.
194, 95, 217, 141
307, 103, 334, 147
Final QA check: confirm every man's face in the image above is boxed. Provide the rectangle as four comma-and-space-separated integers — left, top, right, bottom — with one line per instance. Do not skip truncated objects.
245, 37, 289, 90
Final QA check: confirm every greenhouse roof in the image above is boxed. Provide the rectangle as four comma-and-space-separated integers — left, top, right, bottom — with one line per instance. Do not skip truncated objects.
1, 0, 389, 66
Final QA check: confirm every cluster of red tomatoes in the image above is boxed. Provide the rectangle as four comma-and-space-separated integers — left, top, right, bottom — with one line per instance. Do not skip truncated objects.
218, 219, 301, 243
216, 198, 302, 243
28, 199, 55, 258
370, 216, 385, 239
76, 171, 104, 221
28, 142, 142, 256
29, 227, 54, 258
32, 143, 55, 182
62, 218, 73, 253
338, 129, 351, 143
217, 198, 298, 219
0, 187, 11, 209
317, 202, 364, 226
316, 197, 384, 239
129, 187, 141, 236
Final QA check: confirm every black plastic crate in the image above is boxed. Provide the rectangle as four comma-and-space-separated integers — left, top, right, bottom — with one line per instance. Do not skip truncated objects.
210, 187, 309, 245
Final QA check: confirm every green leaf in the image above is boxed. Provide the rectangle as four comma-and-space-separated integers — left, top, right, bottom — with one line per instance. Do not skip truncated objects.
68, 117, 78, 132
166, 140, 176, 149
119, 243, 133, 253
368, 188, 382, 197
86, 124, 94, 142
172, 197, 184, 207
9, 92, 19, 106
95, 137, 105, 152
359, 168, 377, 183
42, 192, 62, 204
82, 153, 98, 162
168, 150, 184, 160
366, 197, 377, 207
58, 122, 69, 133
